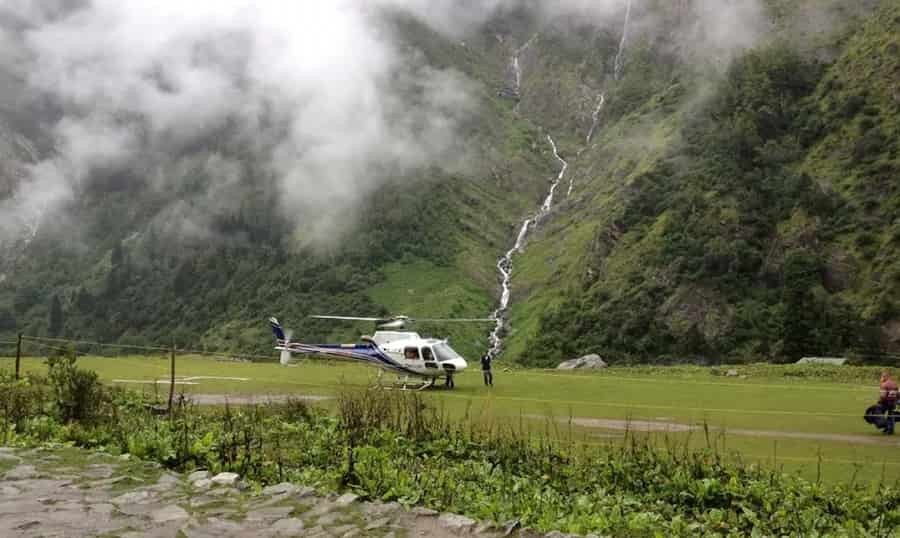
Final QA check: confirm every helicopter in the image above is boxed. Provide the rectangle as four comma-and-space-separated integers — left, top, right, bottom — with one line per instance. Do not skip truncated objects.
269, 315, 493, 390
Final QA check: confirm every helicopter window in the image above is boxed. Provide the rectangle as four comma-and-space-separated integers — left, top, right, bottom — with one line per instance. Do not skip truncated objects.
421, 347, 434, 361
433, 343, 462, 362
404, 347, 420, 360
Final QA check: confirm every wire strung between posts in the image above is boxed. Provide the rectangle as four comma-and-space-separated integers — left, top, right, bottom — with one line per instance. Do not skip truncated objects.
22, 335, 172, 353
18, 339, 76, 354
21, 334, 274, 361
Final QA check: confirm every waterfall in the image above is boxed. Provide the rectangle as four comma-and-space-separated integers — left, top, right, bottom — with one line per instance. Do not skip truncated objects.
510, 34, 537, 102
545, 135, 569, 204
487, 217, 531, 356
587, 0, 631, 143
613, 0, 632, 82
487, 134, 569, 359
586, 93, 606, 143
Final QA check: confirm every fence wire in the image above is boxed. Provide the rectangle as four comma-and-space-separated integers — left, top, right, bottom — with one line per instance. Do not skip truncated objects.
19, 335, 274, 362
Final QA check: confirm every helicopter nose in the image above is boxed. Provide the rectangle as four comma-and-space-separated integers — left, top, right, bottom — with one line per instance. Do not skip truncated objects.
441, 358, 467, 374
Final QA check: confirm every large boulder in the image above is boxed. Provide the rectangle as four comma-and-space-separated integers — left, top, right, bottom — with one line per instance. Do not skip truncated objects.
557, 354, 608, 370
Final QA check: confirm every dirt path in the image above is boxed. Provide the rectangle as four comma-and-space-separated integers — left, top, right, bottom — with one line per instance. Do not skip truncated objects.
1, 446, 542, 538
528, 416, 900, 447
186, 394, 333, 405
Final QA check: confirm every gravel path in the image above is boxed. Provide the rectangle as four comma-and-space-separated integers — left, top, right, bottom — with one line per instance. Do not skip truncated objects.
187, 394, 333, 405
0, 446, 560, 538
530, 416, 900, 447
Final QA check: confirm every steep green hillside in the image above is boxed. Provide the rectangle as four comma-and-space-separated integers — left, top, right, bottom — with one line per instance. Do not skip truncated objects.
505, 1, 900, 365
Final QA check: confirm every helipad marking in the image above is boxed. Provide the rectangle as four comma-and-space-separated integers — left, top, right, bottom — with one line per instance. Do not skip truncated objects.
111, 376, 249, 385
112, 380, 199, 385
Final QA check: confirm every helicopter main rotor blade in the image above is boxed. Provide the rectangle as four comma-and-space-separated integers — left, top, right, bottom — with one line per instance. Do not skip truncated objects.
413, 318, 495, 322
309, 315, 388, 321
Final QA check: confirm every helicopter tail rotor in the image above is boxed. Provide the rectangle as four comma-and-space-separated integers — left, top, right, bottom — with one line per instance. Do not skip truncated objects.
269, 317, 286, 342
269, 317, 294, 366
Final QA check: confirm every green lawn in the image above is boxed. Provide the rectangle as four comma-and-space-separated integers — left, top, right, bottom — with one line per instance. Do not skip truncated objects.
5, 355, 898, 484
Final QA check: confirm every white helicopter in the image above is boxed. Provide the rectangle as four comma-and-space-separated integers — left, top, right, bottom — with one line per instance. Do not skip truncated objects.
269, 315, 492, 390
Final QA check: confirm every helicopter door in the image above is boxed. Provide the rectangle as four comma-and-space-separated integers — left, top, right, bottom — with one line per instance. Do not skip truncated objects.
422, 346, 438, 369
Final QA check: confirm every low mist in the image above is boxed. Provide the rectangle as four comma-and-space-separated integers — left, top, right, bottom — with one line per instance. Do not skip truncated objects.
0, 0, 780, 251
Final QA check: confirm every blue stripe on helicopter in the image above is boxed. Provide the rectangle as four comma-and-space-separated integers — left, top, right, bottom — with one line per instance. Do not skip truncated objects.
284, 342, 424, 377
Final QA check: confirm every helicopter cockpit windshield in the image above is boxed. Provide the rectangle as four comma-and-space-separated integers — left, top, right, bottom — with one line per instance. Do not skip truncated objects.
433, 342, 463, 362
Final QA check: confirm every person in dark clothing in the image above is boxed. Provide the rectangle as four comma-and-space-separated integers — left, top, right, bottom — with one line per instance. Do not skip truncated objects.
880, 371, 898, 434
481, 353, 493, 386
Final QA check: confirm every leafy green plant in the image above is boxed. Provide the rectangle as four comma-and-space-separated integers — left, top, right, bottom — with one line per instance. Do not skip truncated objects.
46, 349, 105, 422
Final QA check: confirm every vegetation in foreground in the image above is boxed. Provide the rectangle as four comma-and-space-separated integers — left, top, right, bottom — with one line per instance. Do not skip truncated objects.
2, 356, 899, 537
8, 353, 900, 483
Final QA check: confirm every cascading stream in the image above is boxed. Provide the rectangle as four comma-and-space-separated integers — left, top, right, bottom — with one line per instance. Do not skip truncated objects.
546, 135, 570, 202
509, 34, 537, 113
487, 130, 569, 359
586, 0, 631, 143
586, 93, 606, 144
487, 218, 531, 356
613, 0, 632, 82
490, 7, 631, 358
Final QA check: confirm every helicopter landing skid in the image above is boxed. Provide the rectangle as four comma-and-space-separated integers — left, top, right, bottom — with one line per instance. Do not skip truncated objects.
376, 374, 436, 392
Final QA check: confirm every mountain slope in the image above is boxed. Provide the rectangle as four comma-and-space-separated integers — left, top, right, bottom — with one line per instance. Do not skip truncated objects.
503, 1, 899, 365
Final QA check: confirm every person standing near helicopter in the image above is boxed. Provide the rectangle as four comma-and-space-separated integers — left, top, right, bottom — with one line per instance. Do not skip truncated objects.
879, 370, 898, 434
481, 352, 493, 386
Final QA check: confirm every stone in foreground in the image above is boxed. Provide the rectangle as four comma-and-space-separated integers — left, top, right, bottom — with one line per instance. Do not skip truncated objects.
335, 492, 359, 507
272, 518, 305, 535
187, 470, 210, 482
262, 482, 297, 496
151, 504, 190, 522
210, 472, 239, 486
439, 512, 477, 532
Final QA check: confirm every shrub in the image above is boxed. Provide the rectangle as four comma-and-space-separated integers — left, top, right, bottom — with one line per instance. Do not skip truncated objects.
841, 94, 866, 118
852, 127, 886, 164
46, 350, 106, 422
0, 372, 52, 443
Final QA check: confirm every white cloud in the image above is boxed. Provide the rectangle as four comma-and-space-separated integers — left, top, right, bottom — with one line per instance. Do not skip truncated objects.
1, 0, 480, 247
0, 0, 774, 249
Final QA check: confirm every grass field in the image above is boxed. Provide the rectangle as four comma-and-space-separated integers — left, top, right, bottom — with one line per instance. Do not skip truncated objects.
4, 354, 899, 484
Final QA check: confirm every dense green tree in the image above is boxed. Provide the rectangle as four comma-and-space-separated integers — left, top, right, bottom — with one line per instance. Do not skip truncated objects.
48, 295, 64, 337
0, 308, 15, 331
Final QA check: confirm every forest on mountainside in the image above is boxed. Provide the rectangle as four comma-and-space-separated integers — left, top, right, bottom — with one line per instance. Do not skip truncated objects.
515, 0, 900, 365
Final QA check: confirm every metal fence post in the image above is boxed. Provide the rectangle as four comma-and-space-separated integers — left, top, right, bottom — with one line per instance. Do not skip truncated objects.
168, 345, 175, 418
15, 333, 22, 380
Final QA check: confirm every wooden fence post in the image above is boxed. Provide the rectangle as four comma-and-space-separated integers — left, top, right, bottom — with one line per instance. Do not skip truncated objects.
168, 345, 176, 418
15, 333, 22, 380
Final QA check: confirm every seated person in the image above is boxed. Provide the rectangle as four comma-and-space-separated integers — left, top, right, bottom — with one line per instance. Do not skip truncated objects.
879, 371, 898, 434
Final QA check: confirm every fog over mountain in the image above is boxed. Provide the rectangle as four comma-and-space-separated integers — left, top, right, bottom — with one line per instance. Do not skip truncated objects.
0, 0, 479, 247
0, 0, 771, 248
